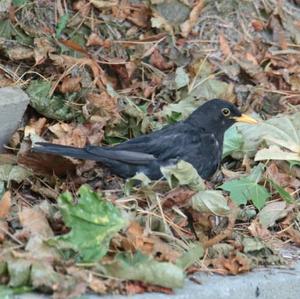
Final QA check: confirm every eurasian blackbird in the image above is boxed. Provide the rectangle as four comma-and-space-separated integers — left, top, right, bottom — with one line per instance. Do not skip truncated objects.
32, 99, 257, 180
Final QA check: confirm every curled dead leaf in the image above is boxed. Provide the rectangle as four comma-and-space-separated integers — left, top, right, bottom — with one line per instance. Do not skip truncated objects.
150, 49, 173, 70
86, 92, 120, 124
213, 254, 251, 275
60, 76, 82, 94
180, 0, 205, 37
0, 191, 11, 219
219, 32, 231, 58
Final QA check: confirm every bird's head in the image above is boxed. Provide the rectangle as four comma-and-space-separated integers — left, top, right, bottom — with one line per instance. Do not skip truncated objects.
186, 99, 257, 134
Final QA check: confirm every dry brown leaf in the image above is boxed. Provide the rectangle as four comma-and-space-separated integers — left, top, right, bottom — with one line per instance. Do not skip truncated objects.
49, 54, 108, 89
60, 76, 82, 93
7, 46, 34, 60
219, 32, 231, 58
19, 207, 53, 238
18, 141, 77, 177
33, 37, 56, 65
67, 266, 107, 294
251, 19, 265, 31
48, 122, 105, 147
269, 15, 288, 50
0, 220, 9, 242
25, 117, 47, 136
180, 0, 205, 37
279, 214, 300, 246
49, 123, 87, 147
91, 0, 118, 9
86, 92, 120, 123
123, 222, 154, 254
86, 33, 105, 47
248, 219, 272, 240
125, 4, 150, 28
73, 0, 91, 16
215, 254, 251, 275
162, 187, 195, 208
123, 222, 181, 262
149, 49, 173, 70
0, 191, 11, 219
245, 52, 258, 65
266, 162, 300, 190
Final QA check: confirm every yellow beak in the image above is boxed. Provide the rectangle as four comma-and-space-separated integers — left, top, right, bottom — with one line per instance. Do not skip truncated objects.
232, 114, 258, 124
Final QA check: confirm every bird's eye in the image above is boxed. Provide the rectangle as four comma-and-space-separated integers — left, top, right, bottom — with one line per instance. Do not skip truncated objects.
222, 108, 231, 117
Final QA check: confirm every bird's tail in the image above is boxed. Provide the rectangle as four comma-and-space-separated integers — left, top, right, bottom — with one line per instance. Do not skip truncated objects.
32, 142, 100, 161
32, 142, 156, 164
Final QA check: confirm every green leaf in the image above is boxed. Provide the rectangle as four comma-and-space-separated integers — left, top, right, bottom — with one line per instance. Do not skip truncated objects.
175, 67, 189, 89
0, 181, 5, 198
0, 165, 31, 184
0, 19, 13, 39
26, 80, 79, 121
104, 252, 185, 289
268, 179, 295, 204
192, 190, 230, 216
223, 112, 300, 163
0, 285, 32, 299
161, 160, 205, 191
7, 259, 31, 287
51, 185, 126, 262
55, 14, 69, 39
12, 0, 27, 6
242, 237, 266, 253
222, 125, 244, 158
176, 243, 204, 270
220, 177, 270, 209
124, 172, 151, 195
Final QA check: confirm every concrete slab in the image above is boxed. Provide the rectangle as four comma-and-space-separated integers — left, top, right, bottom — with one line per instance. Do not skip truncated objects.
16, 261, 300, 299
0, 86, 29, 151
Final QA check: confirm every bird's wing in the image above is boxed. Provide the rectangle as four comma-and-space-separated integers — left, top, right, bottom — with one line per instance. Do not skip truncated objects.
112, 122, 191, 157
85, 146, 156, 165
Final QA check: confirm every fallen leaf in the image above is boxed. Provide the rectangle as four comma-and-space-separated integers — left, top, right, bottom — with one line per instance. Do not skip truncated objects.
49, 185, 126, 262
104, 251, 185, 288
192, 191, 230, 216
150, 49, 173, 70
161, 160, 205, 191
258, 201, 288, 228
215, 254, 251, 275
220, 165, 270, 210
251, 19, 265, 31
60, 76, 81, 94
19, 207, 53, 238
0, 191, 11, 219
175, 67, 189, 89
219, 32, 231, 58
86, 91, 120, 123
180, 0, 205, 37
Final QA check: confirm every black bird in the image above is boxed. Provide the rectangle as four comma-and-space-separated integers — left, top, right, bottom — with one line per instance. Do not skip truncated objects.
32, 99, 257, 180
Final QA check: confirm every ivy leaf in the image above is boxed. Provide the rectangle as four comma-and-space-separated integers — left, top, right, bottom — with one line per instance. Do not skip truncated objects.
191, 190, 230, 216
50, 185, 126, 262
161, 160, 205, 191
26, 80, 79, 121
220, 177, 270, 209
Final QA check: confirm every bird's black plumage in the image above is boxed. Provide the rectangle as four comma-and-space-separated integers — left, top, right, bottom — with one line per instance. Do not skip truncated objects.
32, 99, 257, 180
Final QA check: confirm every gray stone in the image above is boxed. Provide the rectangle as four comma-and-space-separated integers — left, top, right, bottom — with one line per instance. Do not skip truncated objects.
16, 261, 300, 299
0, 87, 29, 151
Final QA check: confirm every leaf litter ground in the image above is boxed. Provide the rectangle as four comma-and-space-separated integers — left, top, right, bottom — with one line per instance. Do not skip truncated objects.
1, 0, 300, 297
